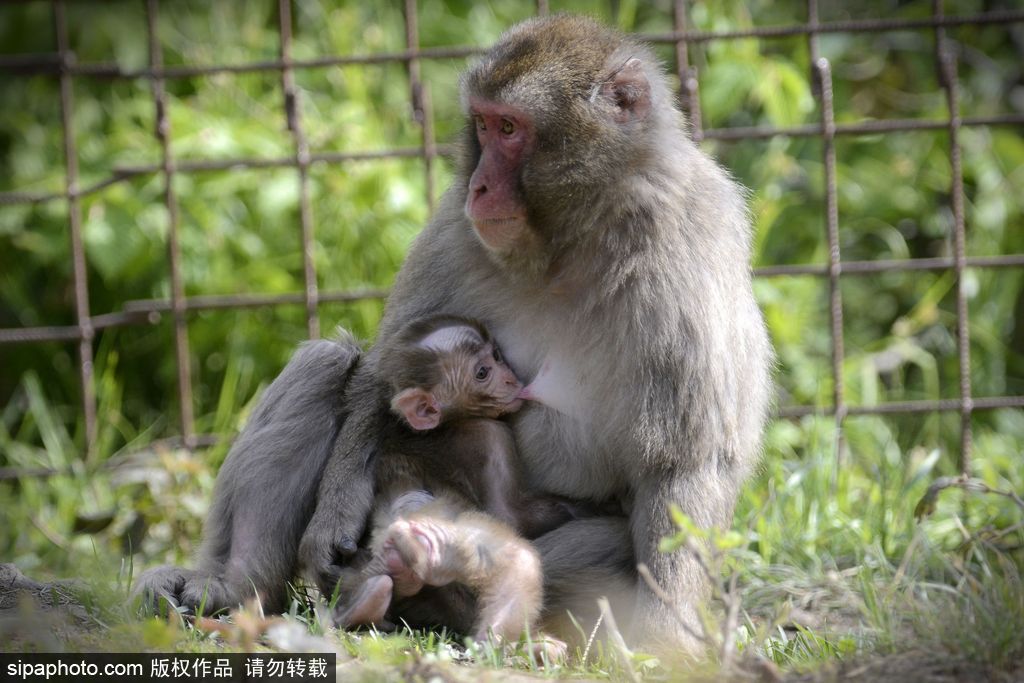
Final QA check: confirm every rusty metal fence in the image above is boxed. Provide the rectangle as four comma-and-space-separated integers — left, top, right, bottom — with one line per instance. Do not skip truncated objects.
1, 0, 1023, 477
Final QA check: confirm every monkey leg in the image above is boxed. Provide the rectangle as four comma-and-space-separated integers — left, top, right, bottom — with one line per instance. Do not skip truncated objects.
330, 492, 443, 630
331, 492, 451, 630
327, 550, 396, 630
384, 511, 545, 646
628, 470, 738, 652
356, 511, 478, 636
360, 491, 441, 601
471, 540, 544, 645
377, 518, 443, 595
533, 516, 638, 646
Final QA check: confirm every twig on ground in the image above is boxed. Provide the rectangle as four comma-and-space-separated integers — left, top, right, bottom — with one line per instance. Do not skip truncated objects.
720, 572, 741, 672
915, 475, 1024, 521
636, 563, 708, 646
597, 597, 639, 683
580, 609, 604, 666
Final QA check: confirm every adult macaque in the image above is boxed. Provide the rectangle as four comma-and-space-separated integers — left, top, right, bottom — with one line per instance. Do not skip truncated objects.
303, 14, 772, 648
137, 15, 771, 652
338, 314, 577, 653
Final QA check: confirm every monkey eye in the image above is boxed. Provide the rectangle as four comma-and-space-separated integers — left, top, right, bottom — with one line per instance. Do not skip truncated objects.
500, 119, 515, 135
475, 365, 491, 381
473, 115, 486, 131
492, 347, 503, 363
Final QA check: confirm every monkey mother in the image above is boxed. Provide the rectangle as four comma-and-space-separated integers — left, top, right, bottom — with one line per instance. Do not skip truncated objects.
136, 14, 771, 652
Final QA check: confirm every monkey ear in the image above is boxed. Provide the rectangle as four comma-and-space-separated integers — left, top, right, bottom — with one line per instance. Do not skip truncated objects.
601, 58, 651, 124
393, 388, 442, 431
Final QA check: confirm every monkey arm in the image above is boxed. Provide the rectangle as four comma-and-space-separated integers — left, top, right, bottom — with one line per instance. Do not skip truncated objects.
298, 207, 490, 597
297, 360, 389, 599
465, 533, 543, 644
514, 493, 623, 539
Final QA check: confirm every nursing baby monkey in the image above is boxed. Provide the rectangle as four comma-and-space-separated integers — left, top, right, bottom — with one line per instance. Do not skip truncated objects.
336, 314, 575, 656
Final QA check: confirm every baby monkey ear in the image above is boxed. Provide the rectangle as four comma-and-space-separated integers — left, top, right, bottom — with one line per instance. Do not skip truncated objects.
393, 388, 442, 431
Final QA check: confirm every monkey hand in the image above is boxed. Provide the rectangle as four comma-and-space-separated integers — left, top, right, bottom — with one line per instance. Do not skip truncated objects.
298, 519, 361, 599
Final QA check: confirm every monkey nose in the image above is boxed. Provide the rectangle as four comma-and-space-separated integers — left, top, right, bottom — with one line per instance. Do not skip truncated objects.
469, 174, 488, 195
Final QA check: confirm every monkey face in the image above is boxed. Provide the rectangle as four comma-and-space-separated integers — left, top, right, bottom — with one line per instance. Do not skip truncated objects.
463, 342, 524, 417
391, 336, 523, 430
464, 99, 534, 254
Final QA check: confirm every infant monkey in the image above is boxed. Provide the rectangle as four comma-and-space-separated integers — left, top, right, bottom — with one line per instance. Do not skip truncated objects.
337, 314, 573, 653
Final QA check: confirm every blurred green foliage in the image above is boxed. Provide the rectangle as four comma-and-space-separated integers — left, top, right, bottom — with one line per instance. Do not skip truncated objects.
0, 0, 1022, 584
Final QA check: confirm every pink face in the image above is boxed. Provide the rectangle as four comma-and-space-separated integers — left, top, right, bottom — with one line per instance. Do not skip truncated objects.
464, 98, 534, 252
469, 341, 524, 416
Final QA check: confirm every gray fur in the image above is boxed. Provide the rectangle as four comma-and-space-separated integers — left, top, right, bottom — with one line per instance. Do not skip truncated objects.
134, 334, 362, 614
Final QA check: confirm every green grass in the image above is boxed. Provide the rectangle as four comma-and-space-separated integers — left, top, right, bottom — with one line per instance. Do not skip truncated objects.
2, 363, 1022, 680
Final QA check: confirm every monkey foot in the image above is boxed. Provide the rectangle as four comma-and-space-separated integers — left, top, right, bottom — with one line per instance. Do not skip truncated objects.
476, 632, 568, 666
336, 575, 394, 628
133, 565, 236, 617
525, 635, 568, 666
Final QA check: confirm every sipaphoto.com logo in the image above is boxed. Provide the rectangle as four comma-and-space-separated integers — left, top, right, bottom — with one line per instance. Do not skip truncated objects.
0, 653, 336, 682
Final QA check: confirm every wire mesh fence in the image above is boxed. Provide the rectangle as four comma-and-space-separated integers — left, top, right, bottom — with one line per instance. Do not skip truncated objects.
1, 0, 1022, 478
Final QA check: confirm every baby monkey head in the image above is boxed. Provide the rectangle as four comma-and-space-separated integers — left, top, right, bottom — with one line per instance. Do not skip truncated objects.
379, 315, 524, 431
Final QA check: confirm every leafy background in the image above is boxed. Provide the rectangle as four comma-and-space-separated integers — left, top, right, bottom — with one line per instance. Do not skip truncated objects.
0, 0, 1022, 672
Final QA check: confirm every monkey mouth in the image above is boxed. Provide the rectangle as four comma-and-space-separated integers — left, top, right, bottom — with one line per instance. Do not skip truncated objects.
472, 216, 526, 236
474, 216, 521, 225
502, 397, 524, 413
469, 215, 529, 253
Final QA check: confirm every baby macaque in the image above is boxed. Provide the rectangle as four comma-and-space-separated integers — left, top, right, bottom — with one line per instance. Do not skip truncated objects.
336, 315, 573, 655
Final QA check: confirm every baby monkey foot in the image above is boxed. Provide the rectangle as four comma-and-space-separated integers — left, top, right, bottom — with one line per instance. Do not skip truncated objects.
335, 574, 394, 628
